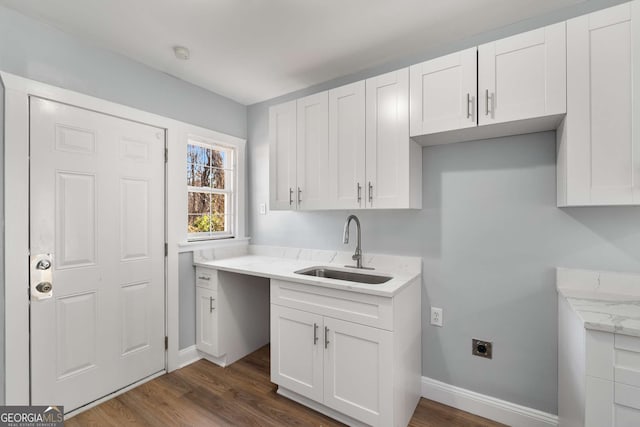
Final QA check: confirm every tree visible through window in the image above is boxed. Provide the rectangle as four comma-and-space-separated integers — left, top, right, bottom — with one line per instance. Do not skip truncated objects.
187, 140, 234, 239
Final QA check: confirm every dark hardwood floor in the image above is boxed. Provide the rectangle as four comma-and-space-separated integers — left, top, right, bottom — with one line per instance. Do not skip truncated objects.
66, 345, 504, 426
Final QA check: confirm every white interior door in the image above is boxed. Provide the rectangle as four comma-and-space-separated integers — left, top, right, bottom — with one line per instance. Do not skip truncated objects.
29, 97, 165, 413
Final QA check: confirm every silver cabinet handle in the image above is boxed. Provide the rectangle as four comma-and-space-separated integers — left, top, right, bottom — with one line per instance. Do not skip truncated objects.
485, 89, 494, 116
368, 182, 373, 204
297, 187, 302, 204
289, 188, 293, 206
314, 323, 318, 345
357, 182, 362, 204
466, 93, 473, 120
324, 326, 330, 349
209, 296, 215, 313
198, 275, 210, 281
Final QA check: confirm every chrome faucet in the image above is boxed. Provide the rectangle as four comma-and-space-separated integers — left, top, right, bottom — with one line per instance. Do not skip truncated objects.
343, 214, 372, 269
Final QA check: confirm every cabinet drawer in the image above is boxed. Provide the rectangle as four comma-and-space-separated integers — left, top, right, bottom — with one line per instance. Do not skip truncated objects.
196, 267, 218, 290
615, 335, 640, 387
271, 280, 393, 330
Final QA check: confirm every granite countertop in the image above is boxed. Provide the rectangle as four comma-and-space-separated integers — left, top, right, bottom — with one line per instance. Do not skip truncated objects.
193, 245, 421, 297
557, 268, 640, 337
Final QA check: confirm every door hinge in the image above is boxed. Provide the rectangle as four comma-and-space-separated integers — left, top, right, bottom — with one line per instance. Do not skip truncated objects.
164, 148, 168, 163
165, 336, 168, 350
165, 243, 168, 256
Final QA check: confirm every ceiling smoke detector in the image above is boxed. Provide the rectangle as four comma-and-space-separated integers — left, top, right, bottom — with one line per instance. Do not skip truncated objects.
173, 46, 190, 60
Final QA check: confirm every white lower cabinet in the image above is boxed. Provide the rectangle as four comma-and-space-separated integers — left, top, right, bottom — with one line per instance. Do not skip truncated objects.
271, 305, 324, 402
196, 286, 219, 357
559, 296, 640, 426
270, 279, 421, 427
195, 267, 270, 367
323, 317, 393, 426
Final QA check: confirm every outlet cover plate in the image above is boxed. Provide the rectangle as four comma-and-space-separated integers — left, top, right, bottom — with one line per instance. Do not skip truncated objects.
430, 307, 443, 327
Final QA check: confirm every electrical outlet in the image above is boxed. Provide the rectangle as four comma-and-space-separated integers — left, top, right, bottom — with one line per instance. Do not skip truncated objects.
259, 203, 267, 215
472, 339, 493, 359
430, 307, 443, 327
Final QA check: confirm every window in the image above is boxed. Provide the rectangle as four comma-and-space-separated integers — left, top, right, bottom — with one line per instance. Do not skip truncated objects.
187, 139, 235, 240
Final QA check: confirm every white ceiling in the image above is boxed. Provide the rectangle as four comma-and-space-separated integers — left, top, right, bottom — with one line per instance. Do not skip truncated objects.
1, 0, 585, 105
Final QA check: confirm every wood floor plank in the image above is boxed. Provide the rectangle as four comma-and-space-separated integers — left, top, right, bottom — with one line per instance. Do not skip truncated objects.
65, 345, 505, 427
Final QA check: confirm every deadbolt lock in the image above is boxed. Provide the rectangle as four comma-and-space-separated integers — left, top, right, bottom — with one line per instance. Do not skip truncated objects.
36, 259, 51, 270
35, 282, 53, 293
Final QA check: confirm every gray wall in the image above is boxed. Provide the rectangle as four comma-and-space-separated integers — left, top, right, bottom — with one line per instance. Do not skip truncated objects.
0, 76, 5, 405
247, 0, 639, 415
0, 5, 246, 138
0, 5, 247, 392
179, 252, 196, 350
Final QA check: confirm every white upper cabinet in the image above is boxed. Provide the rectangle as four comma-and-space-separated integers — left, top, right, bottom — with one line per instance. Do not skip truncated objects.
410, 47, 477, 136
270, 69, 421, 211
558, 1, 640, 206
478, 22, 566, 126
366, 68, 422, 209
269, 100, 297, 210
297, 92, 329, 210
329, 81, 366, 209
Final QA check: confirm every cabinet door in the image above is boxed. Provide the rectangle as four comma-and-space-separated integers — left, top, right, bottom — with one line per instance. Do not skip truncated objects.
560, 2, 640, 206
269, 100, 297, 210
297, 92, 329, 210
323, 317, 393, 426
329, 82, 366, 209
478, 22, 566, 126
196, 287, 219, 356
365, 68, 410, 209
270, 305, 324, 402
410, 47, 477, 136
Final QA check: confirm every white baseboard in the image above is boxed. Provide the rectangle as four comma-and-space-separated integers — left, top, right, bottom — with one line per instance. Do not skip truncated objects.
421, 377, 558, 427
178, 345, 201, 368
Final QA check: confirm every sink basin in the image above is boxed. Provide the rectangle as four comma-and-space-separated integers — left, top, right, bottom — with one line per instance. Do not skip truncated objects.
294, 266, 392, 285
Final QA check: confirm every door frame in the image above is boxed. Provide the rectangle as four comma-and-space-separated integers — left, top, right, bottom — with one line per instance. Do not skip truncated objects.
0, 71, 245, 404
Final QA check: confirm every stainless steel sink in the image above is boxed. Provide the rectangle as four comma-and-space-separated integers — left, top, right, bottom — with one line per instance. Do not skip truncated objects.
294, 266, 392, 285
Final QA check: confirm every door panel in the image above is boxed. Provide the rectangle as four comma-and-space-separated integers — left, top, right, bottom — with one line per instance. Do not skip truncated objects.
323, 317, 393, 426
410, 47, 477, 135
29, 97, 165, 412
196, 287, 219, 356
269, 100, 297, 210
271, 305, 323, 402
365, 69, 410, 209
329, 82, 366, 209
297, 92, 329, 210
479, 22, 566, 125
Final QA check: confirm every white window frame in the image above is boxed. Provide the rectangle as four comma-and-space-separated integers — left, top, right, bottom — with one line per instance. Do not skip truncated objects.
187, 136, 237, 241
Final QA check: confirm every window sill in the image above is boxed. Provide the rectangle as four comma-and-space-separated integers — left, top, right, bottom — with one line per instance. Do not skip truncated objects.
177, 236, 250, 253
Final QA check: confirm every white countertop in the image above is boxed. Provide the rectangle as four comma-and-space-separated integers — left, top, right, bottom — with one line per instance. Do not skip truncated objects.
193, 245, 421, 297
557, 268, 640, 337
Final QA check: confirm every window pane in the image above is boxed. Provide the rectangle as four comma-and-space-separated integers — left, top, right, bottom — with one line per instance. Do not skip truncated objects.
210, 149, 227, 169
188, 214, 211, 233
211, 193, 226, 216
187, 164, 210, 187
187, 144, 208, 165
210, 168, 227, 189
188, 192, 210, 215
211, 214, 225, 232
